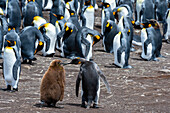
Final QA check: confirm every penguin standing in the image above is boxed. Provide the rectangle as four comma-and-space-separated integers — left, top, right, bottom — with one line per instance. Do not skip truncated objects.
40, 59, 65, 107
164, 9, 170, 43
80, 1, 94, 29
19, 26, 44, 64
103, 20, 119, 53
113, 30, 132, 68
57, 22, 78, 59
22, 0, 42, 27
75, 27, 101, 61
6, 0, 21, 33
42, 0, 53, 10
38, 23, 57, 57
134, 0, 144, 27
50, 0, 65, 25
66, 58, 110, 109
3, 28, 21, 91
141, 20, 163, 61
155, 0, 168, 23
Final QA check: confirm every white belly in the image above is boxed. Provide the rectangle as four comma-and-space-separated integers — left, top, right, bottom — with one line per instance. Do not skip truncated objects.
165, 16, 170, 39
43, 0, 53, 10
84, 7, 94, 29
3, 48, 16, 86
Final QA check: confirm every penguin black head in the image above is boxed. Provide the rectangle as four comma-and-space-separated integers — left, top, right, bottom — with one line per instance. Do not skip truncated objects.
6, 39, 16, 47
34, 41, 44, 55
93, 35, 101, 46
52, 13, 64, 20
84, 0, 91, 6
8, 26, 15, 32
140, 23, 152, 28
106, 21, 113, 30
148, 19, 160, 29
101, 2, 110, 8
67, 8, 76, 16
38, 25, 46, 34
27, 0, 35, 3
64, 23, 73, 33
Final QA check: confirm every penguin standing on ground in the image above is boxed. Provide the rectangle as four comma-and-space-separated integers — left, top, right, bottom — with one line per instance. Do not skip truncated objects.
66, 58, 110, 109
3, 28, 21, 92
141, 0, 155, 26
75, 27, 101, 61
57, 22, 78, 59
50, 0, 65, 25
19, 26, 44, 64
164, 9, 170, 43
40, 59, 65, 107
80, 0, 94, 29
6, 0, 21, 33
155, 0, 168, 23
113, 30, 132, 68
134, 0, 144, 27
103, 20, 119, 53
141, 20, 163, 61
38, 23, 57, 57
22, 0, 42, 27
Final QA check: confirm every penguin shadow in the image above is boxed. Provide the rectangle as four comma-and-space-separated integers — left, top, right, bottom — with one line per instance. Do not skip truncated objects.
104, 63, 120, 68
93, 49, 105, 52
65, 103, 81, 107
33, 103, 64, 109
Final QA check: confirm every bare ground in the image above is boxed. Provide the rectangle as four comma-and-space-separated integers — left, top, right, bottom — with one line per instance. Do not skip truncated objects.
0, 3, 170, 113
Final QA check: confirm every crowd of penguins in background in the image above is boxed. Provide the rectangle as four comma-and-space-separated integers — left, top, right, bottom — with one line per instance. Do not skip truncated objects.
0, 0, 170, 109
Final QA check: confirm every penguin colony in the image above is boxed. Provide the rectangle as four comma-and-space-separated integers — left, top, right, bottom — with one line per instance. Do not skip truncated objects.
0, 0, 169, 109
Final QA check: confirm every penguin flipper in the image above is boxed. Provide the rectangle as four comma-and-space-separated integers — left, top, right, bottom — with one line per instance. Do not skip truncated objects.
76, 70, 82, 97
117, 46, 126, 64
13, 59, 20, 81
43, 34, 50, 52
144, 39, 152, 55
95, 63, 110, 92
81, 38, 90, 57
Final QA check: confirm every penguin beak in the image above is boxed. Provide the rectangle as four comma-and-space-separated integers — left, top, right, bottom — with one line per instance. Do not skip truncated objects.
113, 12, 116, 15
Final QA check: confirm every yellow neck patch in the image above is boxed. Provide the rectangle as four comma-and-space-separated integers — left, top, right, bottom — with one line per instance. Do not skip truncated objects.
6, 47, 13, 49
39, 41, 43, 46
95, 35, 100, 40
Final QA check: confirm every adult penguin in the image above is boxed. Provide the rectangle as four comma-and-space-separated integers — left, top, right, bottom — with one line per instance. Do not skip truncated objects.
32, 16, 47, 29
50, 0, 65, 25
80, 0, 94, 29
75, 27, 101, 61
102, 0, 117, 10
40, 59, 65, 107
155, 0, 168, 23
118, 0, 133, 12
65, 0, 79, 14
140, 0, 155, 27
6, 0, 21, 33
134, 0, 144, 27
38, 23, 57, 57
103, 20, 119, 53
141, 19, 163, 61
57, 22, 78, 59
113, 30, 132, 68
3, 28, 21, 92
100, 1, 115, 35
19, 26, 44, 64
163, 9, 170, 43
117, 16, 134, 51
65, 58, 110, 109
22, 0, 42, 27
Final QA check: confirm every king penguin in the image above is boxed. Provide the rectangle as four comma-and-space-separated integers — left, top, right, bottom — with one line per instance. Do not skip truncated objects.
57, 22, 78, 59
164, 9, 170, 43
118, 0, 133, 12
141, 19, 163, 61
22, 0, 42, 27
65, 58, 110, 109
38, 23, 57, 57
102, 0, 117, 10
75, 27, 101, 61
3, 28, 21, 92
19, 26, 44, 64
6, 0, 21, 33
103, 20, 119, 53
80, 1, 94, 29
113, 30, 132, 68
32, 16, 47, 29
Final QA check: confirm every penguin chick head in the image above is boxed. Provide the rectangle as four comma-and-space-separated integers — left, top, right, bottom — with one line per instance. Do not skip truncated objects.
0, 8, 4, 15
50, 59, 63, 69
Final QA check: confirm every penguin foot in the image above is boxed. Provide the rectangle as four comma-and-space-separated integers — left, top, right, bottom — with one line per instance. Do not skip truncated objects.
86, 105, 90, 109
93, 104, 99, 108
124, 65, 133, 69
13, 88, 18, 91
153, 58, 159, 61
22, 60, 27, 64
2, 85, 11, 91
32, 57, 37, 61
45, 53, 55, 57
81, 102, 86, 108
